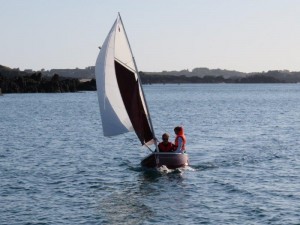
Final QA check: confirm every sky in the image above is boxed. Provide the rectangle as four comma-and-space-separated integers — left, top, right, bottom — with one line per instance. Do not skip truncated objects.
1, 0, 300, 73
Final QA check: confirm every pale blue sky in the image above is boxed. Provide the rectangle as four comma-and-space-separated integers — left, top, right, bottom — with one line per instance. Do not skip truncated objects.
1, 0, 299, 72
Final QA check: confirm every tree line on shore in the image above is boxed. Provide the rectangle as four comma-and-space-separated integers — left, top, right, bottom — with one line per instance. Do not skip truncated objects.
1, 64, 300, 93
0, 65, 95, 93
0, 73, 96, 93
140, 72, 284, 84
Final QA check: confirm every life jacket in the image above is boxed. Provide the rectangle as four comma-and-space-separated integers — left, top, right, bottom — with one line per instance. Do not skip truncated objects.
174, 128, 186, 151
158, 142, 173, 152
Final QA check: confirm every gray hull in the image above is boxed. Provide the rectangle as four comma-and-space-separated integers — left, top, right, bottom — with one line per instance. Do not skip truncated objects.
141, 152, 189, 169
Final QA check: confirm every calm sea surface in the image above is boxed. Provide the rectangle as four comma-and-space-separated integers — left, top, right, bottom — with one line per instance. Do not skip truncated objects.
1, 84, 300, 225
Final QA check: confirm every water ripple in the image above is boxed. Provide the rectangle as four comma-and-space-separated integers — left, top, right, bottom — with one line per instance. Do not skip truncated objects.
1, 85, 300, 224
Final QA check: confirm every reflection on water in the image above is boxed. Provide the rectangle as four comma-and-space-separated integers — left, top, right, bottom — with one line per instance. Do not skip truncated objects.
98, 162, 190, 224
99, 190, 154, 224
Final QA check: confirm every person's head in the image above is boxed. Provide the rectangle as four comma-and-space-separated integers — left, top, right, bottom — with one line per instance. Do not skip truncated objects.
162, 133, 169, 142
174, 126, 183, 135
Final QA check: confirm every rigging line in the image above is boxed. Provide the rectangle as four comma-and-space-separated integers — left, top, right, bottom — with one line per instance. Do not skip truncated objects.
144, 142, 159, 167
144, 142, 154, 153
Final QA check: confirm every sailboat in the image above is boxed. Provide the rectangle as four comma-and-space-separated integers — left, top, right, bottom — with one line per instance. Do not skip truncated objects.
95, 13, 189, 169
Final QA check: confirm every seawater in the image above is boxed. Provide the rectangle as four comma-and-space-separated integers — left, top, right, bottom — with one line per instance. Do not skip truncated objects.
0, 84, 300, 225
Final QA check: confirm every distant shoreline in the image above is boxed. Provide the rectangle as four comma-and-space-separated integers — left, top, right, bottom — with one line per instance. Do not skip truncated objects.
1, 64, 300, 93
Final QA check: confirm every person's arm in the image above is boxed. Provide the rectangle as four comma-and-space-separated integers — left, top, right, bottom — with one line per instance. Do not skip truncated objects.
174, 137, 183, 153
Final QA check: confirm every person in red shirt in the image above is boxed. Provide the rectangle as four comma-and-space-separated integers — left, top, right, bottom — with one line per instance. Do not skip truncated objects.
158, 133, 174, 152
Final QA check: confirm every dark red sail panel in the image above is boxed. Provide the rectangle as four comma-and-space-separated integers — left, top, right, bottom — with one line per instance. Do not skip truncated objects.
114, 60, 153, 145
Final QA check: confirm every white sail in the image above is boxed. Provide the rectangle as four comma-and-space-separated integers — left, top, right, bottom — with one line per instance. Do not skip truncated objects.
95, 18, 131, 136
95, 14, 154, 146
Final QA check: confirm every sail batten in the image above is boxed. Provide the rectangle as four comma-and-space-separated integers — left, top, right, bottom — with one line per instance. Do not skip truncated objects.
95, 14, 155, 146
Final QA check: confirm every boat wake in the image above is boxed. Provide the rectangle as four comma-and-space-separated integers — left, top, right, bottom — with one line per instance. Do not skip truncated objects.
190, 162, 218, 171
144, 164, 195, 174
156, 165, 174, 173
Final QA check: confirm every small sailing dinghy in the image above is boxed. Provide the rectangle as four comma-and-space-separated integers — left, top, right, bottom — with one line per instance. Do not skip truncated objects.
95, 13, 188, 169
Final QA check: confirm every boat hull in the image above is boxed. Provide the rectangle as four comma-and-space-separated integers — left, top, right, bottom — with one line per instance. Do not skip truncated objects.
141, 152, 189, 169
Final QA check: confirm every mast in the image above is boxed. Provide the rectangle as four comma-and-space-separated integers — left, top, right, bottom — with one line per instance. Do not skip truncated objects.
117, 13, 158, 151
